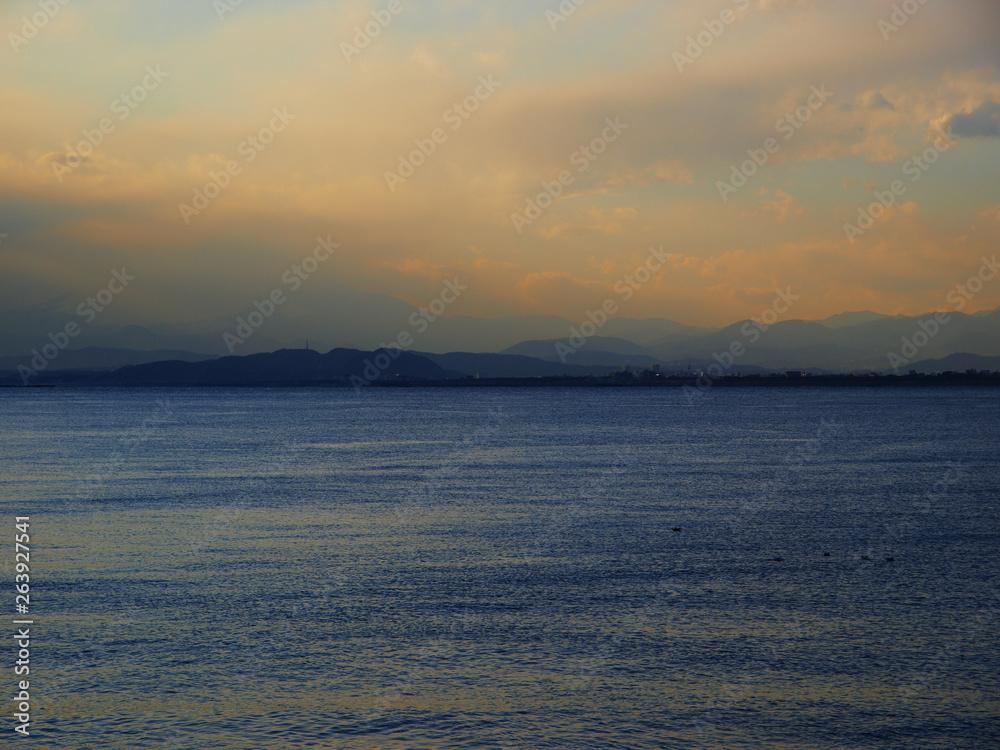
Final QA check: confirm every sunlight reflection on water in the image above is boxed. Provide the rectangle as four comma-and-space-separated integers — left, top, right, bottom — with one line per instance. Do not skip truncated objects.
2, 387, 998, 749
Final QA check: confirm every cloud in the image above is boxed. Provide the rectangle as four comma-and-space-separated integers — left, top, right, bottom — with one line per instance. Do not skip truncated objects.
947, 99, 1000, 137
538, 207, 634, 239
2, 0, 999, 328
603, 159, 694, 190
750, 189, 804, 222
514, 271, 606, 311
649, 159, 694, 184
409, 44, 451, 79
374, 257, 452, 283
860, 91, 894, 111
755, 0, 809, 12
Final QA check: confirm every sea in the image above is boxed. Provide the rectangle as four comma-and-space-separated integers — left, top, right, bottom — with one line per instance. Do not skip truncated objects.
1, 386, 998, 749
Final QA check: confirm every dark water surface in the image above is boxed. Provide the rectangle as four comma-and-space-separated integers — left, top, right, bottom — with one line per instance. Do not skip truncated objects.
1, 387, 998, 749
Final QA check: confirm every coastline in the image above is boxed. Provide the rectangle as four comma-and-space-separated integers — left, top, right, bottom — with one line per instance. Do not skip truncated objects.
4, 372, 1000, 388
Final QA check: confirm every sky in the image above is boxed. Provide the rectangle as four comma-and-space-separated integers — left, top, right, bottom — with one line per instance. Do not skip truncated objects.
2, 0, 1000, 330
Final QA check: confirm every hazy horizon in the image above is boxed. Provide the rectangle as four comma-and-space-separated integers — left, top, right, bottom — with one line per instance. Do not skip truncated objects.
3, 0, 1000, 333
4, 4, 1000, 746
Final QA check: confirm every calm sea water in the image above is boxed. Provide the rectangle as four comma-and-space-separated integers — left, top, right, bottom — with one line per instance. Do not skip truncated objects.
1, 387, 998, 749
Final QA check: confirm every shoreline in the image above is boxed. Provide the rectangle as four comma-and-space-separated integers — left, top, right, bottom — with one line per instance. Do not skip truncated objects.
4, 373, 1000, 389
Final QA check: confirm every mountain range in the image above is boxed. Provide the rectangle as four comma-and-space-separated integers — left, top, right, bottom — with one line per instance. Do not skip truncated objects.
1, 283, 997, 377
3, 346, 997, 388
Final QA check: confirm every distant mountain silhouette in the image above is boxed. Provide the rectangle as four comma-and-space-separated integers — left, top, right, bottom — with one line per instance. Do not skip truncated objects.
1, 299, 996, 374
905, 353, 1000, 374
416, 351, 619, 378
0, 347, 216, 372
817, 311, 897, 328
104, 348, 457, 386
5, 345, 999, 387
502, 336, 657, 367
100, 348, 628, 384
501, 309, 1000, 372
